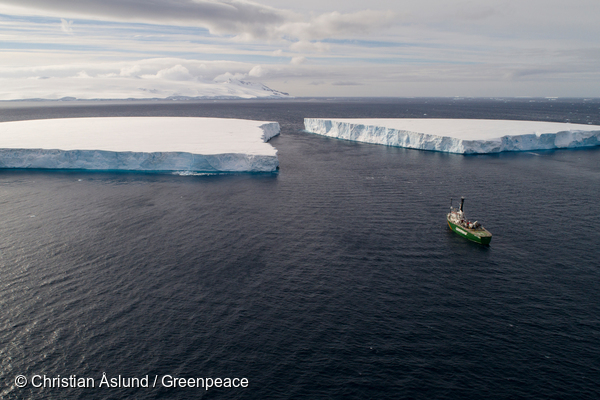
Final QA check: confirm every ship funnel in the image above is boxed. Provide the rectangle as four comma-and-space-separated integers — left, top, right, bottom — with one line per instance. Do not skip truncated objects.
460, 197, 465, 212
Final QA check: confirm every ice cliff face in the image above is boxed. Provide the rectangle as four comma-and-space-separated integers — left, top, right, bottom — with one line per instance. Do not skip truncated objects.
259, 122, 281, 143
304, 118, 600, 154
0, 149, 279, 172
0, 118, 280, 173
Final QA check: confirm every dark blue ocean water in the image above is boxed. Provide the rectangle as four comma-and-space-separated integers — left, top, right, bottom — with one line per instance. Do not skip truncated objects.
0, 98, 599, 399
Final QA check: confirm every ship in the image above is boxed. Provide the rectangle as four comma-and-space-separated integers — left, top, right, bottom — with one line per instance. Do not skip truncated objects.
447, 197, 492, 245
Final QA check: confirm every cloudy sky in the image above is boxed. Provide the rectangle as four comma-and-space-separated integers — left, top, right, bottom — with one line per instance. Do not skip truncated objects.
1, 0, 599, 98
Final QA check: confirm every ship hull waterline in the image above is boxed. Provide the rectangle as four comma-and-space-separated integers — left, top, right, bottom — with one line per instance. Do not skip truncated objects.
447, 218, 492, 245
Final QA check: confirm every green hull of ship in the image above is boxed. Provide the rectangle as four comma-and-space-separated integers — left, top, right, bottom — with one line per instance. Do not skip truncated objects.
447, 217, 492, 245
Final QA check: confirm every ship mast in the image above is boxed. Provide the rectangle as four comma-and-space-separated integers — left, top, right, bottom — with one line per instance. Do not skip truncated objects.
460, 197, 465, 212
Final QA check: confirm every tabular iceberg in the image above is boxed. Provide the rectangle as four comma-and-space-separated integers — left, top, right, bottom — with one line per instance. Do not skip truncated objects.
304, 118, 600, 154
0, 117, 280, 172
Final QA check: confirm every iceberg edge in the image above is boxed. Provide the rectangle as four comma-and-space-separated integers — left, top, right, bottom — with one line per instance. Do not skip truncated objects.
304, 118, 600, 154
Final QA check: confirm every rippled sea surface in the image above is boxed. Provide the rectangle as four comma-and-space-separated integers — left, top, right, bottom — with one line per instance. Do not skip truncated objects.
1, 98, 599, 399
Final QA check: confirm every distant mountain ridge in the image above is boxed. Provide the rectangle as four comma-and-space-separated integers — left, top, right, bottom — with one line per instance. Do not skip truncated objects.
0, 77, 291, 101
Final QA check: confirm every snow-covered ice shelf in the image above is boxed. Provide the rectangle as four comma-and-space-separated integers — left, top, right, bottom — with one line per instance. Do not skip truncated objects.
0, 117, 280, 172
304, 118, 600, 154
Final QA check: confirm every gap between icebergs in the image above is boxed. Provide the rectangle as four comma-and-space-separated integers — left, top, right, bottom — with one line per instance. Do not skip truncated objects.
0, 117, 280, 172
304, 118, 600, 154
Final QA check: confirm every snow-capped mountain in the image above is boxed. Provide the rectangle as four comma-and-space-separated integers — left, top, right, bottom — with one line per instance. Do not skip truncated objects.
0, 76, 290, 101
